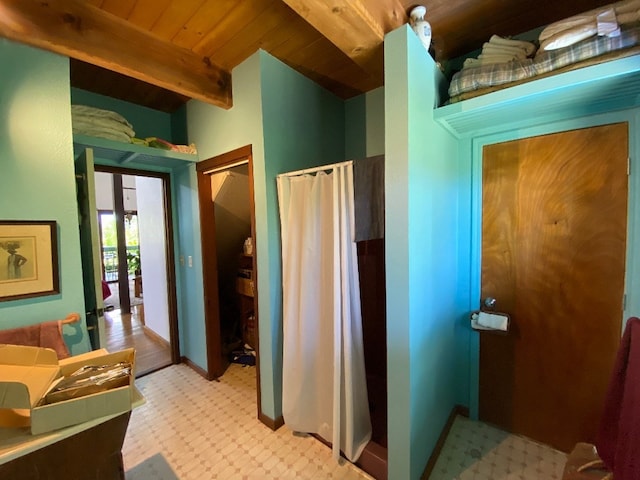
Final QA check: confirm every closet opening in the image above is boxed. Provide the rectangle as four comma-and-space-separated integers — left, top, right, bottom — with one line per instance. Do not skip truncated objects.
196, 145, 261, 415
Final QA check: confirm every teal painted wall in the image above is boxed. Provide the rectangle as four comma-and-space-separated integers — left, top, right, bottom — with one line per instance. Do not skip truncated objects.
0, 39, 91, 354
259, 50, 346, 418
71, 88, 174, 141
345, 87, 385, 160
366, 87, 385, 157
173, 164, 206, 367
345, 94, 366, 159
186, 50, 345, 419
385, 26, 465, 479
184, 52, 264, 373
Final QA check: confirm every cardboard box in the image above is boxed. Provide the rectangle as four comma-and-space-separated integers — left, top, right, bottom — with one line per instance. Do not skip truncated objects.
0, 345, 135, 435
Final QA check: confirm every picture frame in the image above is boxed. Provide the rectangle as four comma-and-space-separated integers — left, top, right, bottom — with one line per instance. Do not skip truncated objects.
0, 220, 59, 302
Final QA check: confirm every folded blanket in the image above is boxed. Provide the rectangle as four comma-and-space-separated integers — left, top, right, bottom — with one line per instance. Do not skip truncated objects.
73, 117, 136, 138
72, 125, 133, 144
71, 104, 133, 129
449, 21, 640, 98
539, 0, 640, 48
540, 22, 598, 51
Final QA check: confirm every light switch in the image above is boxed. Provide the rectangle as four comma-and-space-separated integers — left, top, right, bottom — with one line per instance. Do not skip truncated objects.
188, 256, 193, 267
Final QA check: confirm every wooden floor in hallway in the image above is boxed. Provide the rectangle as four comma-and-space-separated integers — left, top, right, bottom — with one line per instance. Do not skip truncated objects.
105, 304, 172, 377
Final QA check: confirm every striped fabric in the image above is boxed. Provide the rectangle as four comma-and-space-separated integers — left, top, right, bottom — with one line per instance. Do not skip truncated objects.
448, 22, 640, 98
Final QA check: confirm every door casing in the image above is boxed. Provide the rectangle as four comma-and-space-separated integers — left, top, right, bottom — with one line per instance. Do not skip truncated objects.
196, 145, 267, 422
91, 164, 181, 364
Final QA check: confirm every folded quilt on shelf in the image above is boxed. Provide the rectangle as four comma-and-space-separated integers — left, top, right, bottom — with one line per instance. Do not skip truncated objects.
448, 21, 640, 101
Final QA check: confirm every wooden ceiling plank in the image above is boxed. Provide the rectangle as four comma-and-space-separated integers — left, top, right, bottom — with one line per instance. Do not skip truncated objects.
280, 0, 406, 71
0, 0, 232, 109
148, 0, 206, 40
207, 2, 297, 67
193, 0, 279, 61
126, 0, 172, 31
100, 0, 136, 19
171, 0, 241, 50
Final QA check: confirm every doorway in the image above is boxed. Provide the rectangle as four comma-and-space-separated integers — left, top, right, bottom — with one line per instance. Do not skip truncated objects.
195, 145, 261, 407
92, 166, 180, 377
479, 123, 628, 452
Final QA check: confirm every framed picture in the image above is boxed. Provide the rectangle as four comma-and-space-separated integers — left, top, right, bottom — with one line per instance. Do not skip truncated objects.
0, 221, 59, 302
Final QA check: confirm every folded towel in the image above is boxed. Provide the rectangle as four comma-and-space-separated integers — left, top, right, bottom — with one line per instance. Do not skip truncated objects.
463, 55, 525, 68
489, 34, 536, 56
477, 53, 521, 64
0, 321, 70, 359
482, 43, 529, 59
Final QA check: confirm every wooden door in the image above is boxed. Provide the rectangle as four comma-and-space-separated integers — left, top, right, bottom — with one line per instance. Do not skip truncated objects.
75, 148, 106, 349
480, 123, 628, 452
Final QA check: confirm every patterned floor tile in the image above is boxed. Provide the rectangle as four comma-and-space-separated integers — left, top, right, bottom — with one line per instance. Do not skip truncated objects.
429, 416, 567, 480
123, 364, 373, 480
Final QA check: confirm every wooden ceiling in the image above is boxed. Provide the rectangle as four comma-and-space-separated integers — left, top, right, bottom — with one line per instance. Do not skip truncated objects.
0, 0, 614, 112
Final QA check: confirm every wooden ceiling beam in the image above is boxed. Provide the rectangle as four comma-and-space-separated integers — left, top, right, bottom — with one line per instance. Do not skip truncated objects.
280, 0, 407, 72
0, 0, 232, 109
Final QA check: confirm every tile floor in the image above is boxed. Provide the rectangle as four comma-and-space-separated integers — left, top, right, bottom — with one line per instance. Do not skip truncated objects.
123, 363, 374, 480
429, 416, 567, 480
124, 362, 567, 480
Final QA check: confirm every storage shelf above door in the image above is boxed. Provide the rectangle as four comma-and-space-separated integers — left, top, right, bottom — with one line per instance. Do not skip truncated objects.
434, 53, 640, 139
73, 134, 199, 169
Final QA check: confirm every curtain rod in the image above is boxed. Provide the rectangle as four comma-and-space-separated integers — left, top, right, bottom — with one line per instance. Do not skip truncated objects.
277, 160, 353, 179
202, 159, 248, 175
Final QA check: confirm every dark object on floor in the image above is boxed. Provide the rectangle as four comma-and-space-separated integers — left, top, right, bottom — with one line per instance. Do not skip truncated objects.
562, 443, 611, 479
230, 346, 255, 366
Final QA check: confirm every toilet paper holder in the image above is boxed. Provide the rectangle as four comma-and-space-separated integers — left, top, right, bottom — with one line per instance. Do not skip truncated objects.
470, 310, 510, 334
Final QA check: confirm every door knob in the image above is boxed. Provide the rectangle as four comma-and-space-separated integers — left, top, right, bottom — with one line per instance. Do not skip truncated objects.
483, 297, 497, 309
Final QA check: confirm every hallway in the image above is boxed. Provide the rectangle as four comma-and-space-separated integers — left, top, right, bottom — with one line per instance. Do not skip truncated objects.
105, 304, 172, 377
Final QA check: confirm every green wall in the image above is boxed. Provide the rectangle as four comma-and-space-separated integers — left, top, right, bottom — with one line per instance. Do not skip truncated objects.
186, 50, 345, 420
0, 39, 90, 354
385, 26, 466, 479
345, 87, 385, 159
365, 87, 385, 157
345, 94, 366, 159
182, 51, 264, 374
259, 50, 346, 418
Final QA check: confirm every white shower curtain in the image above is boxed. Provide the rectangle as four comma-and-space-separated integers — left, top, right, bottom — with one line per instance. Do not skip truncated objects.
277, 163, 372, 462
